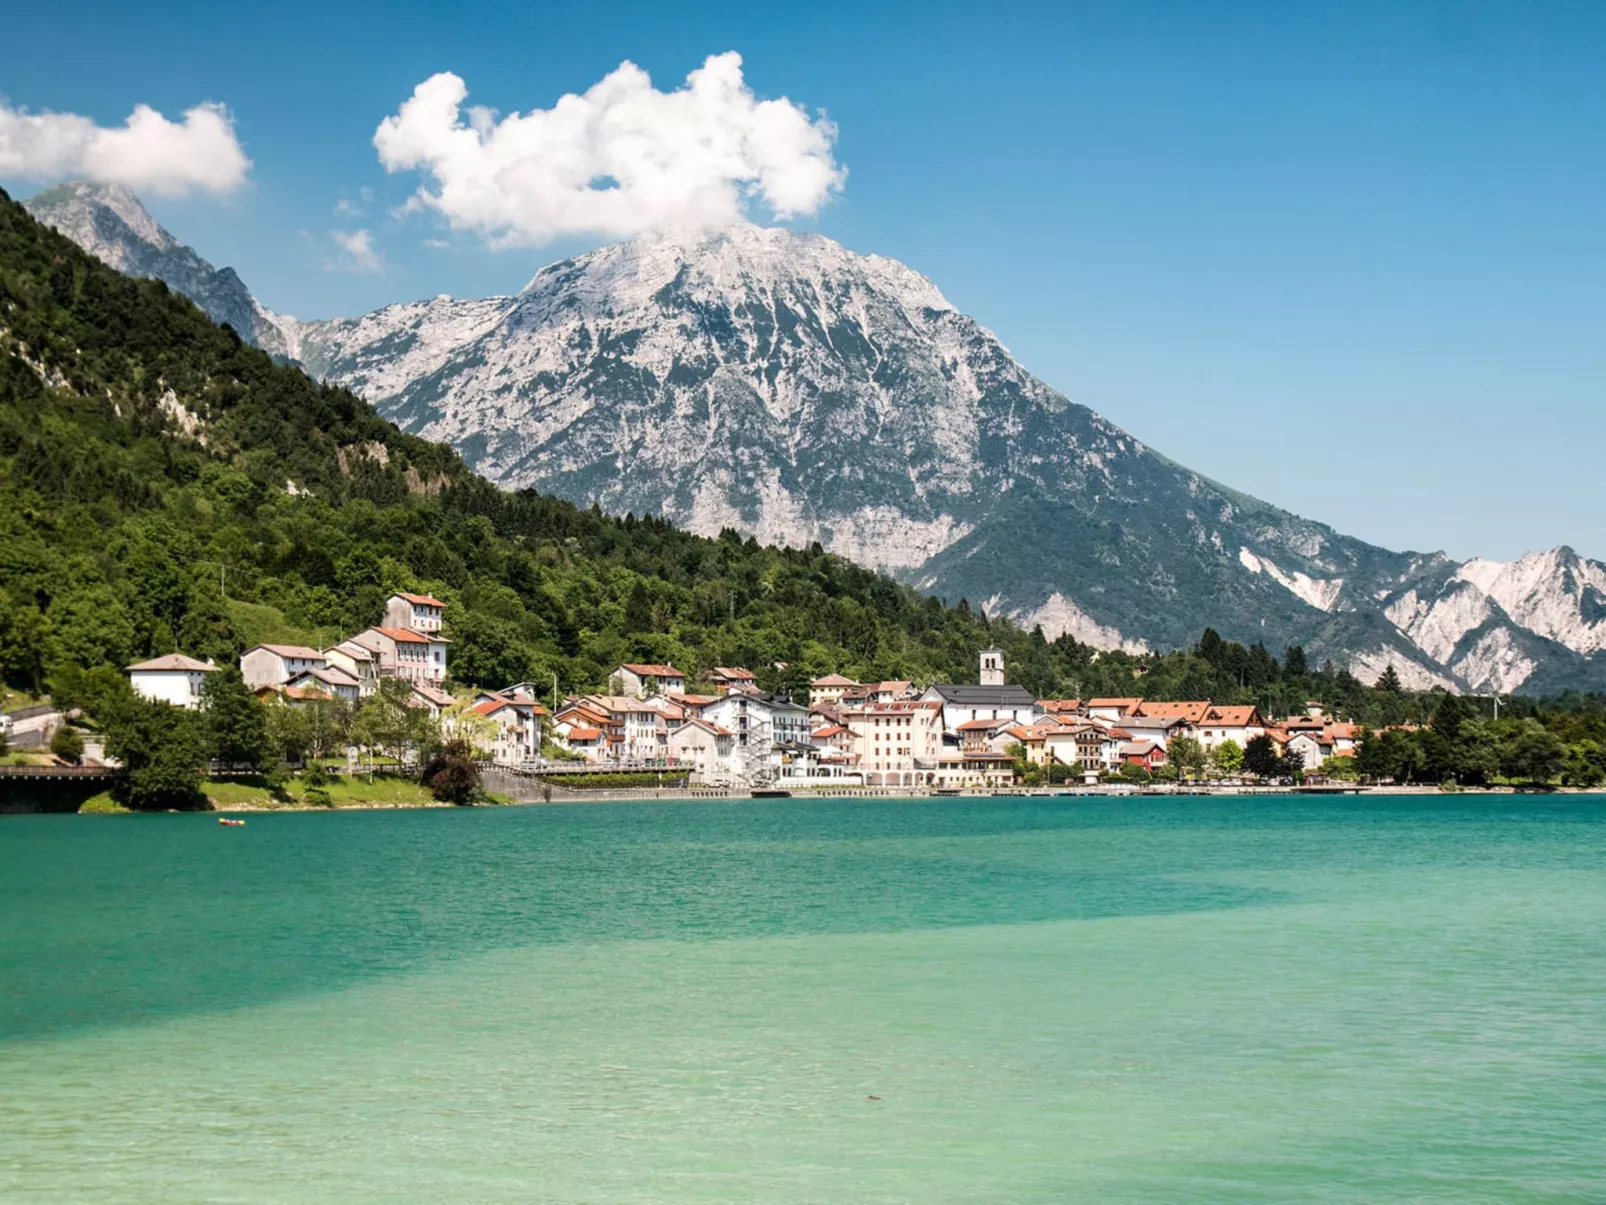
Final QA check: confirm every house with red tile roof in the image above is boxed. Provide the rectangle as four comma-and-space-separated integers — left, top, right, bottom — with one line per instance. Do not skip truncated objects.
615, 662, 686, 699
707, 666, 757, 693
808, 673, 860, 708
350, 626, 449, 684
384, 592, 446, 634
1197, 705, 1267, 752
1087, 697, 1145, 721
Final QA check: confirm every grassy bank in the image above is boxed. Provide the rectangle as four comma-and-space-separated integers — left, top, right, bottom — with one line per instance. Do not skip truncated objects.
73, 772, 511, 813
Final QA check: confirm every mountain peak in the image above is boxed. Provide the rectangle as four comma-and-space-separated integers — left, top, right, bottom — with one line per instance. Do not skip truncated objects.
516, 221, 956, 322
24, 181, 293, 358
25, 179, 177, 255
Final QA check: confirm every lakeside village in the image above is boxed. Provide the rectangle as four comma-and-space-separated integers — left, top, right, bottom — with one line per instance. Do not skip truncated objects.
104, 591, 1361, 791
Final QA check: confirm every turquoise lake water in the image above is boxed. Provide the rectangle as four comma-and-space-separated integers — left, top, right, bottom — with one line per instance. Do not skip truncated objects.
3, 795, 1605, 1201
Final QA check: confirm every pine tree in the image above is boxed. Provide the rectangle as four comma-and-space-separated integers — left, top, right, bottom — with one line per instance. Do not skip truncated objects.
1377, 664, 1403, 694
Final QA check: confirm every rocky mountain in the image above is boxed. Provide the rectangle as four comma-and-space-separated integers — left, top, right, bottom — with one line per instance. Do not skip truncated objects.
31, 183, 1606, 694
23, 182, 295, 358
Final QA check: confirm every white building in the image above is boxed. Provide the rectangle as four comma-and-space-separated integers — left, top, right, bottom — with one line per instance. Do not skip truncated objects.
471, 696, 543, 766
808, 674, 860, 709
240, 644, 326, 689
840, 700, 945, 785
615, 663, 687, 699
668, 717, 735, 782
573, 695, 668, 762
286, 665, 361, 704
383, 592, 446, 634
350, 626, 448, 684
1196, 706, 1267, 753
126, 654, 217, 708
323, 641, 379, 697
979, 646, 1005, 687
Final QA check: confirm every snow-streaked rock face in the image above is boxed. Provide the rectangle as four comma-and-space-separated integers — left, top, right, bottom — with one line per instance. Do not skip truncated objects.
1010, 592, 1150, 653
1238, 547, 1344, 612
34, 187, 1606, 694
23, 181, 296, 358
293, 222, 1438, 663
1383, 582, 1495, 666
1455, 549, 1606, 655
1449, 627, 1538, 695
1349, 647, 1460, 693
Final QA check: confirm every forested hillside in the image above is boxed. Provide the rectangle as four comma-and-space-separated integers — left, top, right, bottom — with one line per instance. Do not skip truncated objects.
0, 185, 1547, 728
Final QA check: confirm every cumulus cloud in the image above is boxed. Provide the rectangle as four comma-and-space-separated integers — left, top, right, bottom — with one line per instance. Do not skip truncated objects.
373, 52, 845, 245
0, 99, 249, 195
328, 228, 384, 274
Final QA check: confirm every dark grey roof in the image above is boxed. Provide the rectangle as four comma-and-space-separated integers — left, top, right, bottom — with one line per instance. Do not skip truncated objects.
927, 684, 1037, 706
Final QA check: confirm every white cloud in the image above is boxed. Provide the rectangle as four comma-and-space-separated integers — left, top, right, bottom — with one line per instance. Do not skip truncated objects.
334, 187, 375, 217
328, 228, 384, 274
0, 99, 249, 195
373, 52, 845, 246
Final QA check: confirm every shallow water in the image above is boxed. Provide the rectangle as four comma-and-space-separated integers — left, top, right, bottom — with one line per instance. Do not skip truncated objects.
3, 795, 1604, 1201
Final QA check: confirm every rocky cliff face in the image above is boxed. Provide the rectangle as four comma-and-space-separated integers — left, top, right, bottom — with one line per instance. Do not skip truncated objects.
23, 182, 294, 358
32, 184, 1606, 694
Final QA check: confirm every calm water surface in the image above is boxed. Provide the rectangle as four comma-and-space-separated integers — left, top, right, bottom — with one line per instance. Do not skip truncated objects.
2, 794, 1604, 1201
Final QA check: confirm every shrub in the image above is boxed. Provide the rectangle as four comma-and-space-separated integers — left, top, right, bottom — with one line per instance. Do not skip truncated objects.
50, 725, 85, 763
421, 739, 480, 804
304, 786, 334, 808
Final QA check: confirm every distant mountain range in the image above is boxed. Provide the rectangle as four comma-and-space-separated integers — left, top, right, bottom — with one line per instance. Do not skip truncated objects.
26, 181, 1606, 695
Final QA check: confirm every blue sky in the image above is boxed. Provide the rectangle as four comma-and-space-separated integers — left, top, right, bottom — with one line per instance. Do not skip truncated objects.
3, 0, 1603, 562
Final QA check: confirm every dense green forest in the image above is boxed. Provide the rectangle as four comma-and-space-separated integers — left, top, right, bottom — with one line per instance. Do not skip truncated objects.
1, 183, 1602, 762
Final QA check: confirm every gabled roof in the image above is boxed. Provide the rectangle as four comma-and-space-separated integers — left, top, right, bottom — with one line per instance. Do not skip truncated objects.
1135, 700, 1211, 723
410, 683, 456, 708
368, 626, 431, 644
667, 693, 720, 707
926, 684, 1037, 706
810, 673, 860, 687
327, 641, 374, 661
956, 718, 1004, 731
249, 643, 324, 660
711, 666, 756, 680
1204, 705, 1263, 727
811, 724, 847, 739
1088, 697, 1144, 710
1120, 740, 1163, 756
565, 727, 604, 741
1038, 698, 1083, 711
619, 662, 682, 677
127, 654, 217, 673
392, 591, 445, 607
290, 666, 359, 688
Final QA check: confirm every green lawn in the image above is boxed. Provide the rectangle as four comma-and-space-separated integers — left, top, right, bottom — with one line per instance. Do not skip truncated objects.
1, 687, 46, 713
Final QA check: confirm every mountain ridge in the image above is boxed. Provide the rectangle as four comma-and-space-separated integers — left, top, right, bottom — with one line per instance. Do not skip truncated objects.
25, 181, 1606, 695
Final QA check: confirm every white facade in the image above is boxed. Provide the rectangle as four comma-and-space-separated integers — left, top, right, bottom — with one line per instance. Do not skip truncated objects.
240, 645, 326, 689
350, 627, 446, 685
384, 593, 445, 634
979, 647, 1004, 687
126, 655, 217, 708
323, 642, 379, 697
669, 719, 735, 782
616, 664, 686, 699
